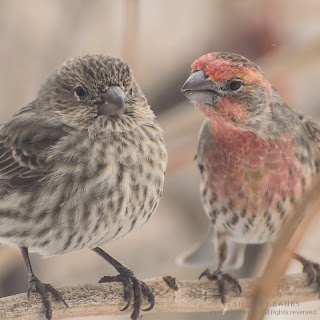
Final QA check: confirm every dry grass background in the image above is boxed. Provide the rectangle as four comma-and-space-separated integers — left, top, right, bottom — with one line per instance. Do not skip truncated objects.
0, 0, 320, 319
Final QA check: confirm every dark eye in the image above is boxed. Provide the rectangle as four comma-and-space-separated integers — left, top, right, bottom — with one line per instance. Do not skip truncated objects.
229, 81, 243, 91
75, 86, 86, 98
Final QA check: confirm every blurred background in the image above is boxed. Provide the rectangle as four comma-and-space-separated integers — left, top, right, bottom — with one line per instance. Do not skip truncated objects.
0, 0, 320, 319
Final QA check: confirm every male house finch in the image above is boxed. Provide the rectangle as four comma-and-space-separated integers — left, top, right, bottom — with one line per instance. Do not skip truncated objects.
180, 52, 320, 301
0, 54, 167, 320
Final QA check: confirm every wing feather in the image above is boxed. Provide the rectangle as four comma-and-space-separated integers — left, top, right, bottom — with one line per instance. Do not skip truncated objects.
299, 116, 320, 173
0, 105, 68, 187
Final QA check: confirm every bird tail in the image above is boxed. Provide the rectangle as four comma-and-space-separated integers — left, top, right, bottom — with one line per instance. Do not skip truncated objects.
176, 227, 246, 271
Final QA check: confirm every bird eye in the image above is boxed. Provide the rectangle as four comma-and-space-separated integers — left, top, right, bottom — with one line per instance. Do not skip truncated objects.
228, 81, 243, 91
75, 86, 86, 98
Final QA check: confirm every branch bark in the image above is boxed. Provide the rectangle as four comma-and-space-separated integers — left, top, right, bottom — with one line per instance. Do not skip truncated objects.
0, 274, 318, 319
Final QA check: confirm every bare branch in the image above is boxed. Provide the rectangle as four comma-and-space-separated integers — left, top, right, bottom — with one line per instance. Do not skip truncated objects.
0, 274, 319, 319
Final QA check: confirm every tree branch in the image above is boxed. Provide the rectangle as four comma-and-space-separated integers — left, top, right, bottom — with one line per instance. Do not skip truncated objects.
0, 274, 318, 319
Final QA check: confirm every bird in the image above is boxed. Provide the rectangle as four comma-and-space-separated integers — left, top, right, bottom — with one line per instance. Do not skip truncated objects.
180, 52, 320, 302
0, 54, 167, 320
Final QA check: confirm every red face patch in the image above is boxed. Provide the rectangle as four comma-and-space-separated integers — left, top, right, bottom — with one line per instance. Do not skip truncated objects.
196, 96, 249, 125
215, 97, 249, 123
191, 53, 263, 84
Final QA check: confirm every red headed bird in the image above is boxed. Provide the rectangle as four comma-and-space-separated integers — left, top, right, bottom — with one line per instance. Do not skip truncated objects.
180, 52, 320, 302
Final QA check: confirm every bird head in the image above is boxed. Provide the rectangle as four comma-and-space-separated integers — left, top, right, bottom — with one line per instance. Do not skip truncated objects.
38, 54, 152, 128
181, 52, 274, 134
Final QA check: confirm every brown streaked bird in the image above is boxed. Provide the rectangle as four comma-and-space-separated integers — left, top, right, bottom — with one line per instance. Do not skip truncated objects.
0, 54, 167, 320
179, 52, 320, 302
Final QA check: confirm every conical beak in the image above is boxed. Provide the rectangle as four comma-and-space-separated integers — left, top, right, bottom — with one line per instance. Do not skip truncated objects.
98, 86, 126, 115
181, 70, 218, 106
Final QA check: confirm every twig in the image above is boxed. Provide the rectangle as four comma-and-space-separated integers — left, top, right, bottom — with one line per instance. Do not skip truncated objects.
123, 0, 140, 69
0, 274, 319, 319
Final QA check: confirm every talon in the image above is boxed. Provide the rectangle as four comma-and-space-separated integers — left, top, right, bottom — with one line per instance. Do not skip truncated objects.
46, 284, 68, 307
236, 283, 242, 295
296, 255, 320, 288
141, 283, 155, 311
98, 272, 154, 320
120, 300, 131, 312
120, 280, 133, 312
141, 303, 154, 312
141, 296, 155, 312
199, 268, 211, 280
199, 268, 241, 304
26, 276, 67, 320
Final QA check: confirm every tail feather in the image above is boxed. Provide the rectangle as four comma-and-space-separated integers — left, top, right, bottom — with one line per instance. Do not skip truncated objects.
177, 228, 247, 271
176, 228, 218, 268
224, 240, 246, 270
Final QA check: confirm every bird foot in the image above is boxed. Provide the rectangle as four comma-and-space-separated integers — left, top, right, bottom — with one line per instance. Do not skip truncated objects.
199, 268, 242, 304
27, 275, 68, 320
99, 269, 155, 320
296, 256, 320, 289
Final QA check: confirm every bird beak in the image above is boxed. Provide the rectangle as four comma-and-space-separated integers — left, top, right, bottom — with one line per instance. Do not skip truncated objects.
98, 86, 126, 116
181, 70, 218, 106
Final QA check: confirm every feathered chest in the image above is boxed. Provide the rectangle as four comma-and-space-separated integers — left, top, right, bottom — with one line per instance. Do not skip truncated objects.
47, 123, 167, 197
198, 120, 313, 213
30, 121, 167, 251
38, 121, 166, 222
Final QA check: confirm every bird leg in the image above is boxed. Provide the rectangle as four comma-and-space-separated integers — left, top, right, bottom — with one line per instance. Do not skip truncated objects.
293, 252, 320, 289
20, 247, 68, 320
199, 242, 242, 304
92, 247, 154, 320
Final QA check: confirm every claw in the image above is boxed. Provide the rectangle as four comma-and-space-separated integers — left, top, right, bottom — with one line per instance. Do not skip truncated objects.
141, 282, 155, 311
199, 268, 211, 280
46, 284, 68, 307
302, 264, 315, 285
27, 276, 67, 320
120, 300, 132, 312
99, 271, 154, 320
305, 264, 320, 287
199, 269, 242, 304
295, 255, 320, 287
236, 283, 242, 295
141, 303, 154, 312
131, 279, 143, 320
120, 278, 133, 312
223, 273, 242, 295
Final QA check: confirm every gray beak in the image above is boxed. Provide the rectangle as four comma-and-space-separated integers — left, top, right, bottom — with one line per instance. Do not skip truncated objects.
98, 86, 126, 116
181, 70, 218, 106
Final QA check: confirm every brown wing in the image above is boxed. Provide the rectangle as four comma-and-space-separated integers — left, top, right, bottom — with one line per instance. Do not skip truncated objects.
0, 106, 67, 187
299, 116, 320, 173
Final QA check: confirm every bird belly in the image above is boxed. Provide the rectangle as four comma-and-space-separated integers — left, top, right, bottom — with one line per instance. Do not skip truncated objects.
199, 130, 313, 245
0, 128, 166, 256
200, 181, 282, 244
43, 152, 164, 255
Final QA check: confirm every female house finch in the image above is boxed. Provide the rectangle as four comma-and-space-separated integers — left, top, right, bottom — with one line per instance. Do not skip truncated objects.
180, 52, 320, 302
0, 54, 167, 320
